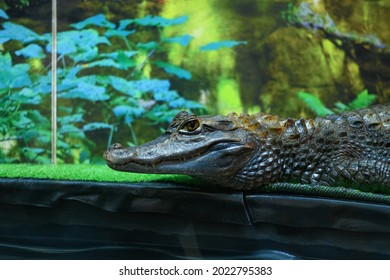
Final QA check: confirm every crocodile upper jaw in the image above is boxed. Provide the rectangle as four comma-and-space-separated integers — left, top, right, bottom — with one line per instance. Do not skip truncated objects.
104, 122, 258, 187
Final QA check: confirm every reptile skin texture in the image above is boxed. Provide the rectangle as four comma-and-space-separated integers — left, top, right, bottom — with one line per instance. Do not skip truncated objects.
233, 104, 390, 190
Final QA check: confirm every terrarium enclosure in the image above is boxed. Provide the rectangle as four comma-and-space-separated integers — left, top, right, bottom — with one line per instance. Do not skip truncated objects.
1, 0, 389, 164
0, 0, 389, 259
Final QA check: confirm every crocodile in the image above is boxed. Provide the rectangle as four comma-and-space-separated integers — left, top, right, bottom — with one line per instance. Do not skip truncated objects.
104, 104, 390, 193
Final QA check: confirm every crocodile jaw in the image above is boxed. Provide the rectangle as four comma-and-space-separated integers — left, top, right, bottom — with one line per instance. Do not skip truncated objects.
104, 130, 256, 182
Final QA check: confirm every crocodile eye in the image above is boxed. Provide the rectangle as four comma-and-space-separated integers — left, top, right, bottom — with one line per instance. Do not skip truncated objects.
183, 119, 200, 132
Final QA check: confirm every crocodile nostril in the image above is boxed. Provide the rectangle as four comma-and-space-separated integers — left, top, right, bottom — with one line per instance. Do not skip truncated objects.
110, 143, 124, 150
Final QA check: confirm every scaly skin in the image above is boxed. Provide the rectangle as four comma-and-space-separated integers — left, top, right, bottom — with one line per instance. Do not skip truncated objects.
104, 105, 390, 192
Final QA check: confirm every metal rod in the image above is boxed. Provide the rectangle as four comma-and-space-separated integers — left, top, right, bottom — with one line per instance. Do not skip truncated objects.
51, 0, 57, 164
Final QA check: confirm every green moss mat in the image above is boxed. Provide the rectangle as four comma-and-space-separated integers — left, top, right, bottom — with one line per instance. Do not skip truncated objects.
0, 164, 194, 184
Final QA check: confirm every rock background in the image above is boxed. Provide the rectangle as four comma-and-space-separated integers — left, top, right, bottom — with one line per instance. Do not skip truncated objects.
160, 0, 390, 117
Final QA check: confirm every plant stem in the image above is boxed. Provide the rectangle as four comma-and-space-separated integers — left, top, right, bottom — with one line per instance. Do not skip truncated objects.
128, 122, 138, 146
129, 48, 156, 78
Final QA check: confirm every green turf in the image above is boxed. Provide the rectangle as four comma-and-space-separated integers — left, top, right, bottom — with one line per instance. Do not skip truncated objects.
0, 164, 194, 184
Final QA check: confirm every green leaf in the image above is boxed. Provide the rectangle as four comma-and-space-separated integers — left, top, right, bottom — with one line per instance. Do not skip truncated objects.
79, 75, 100, 85
105, 29, 135, 38
11, 111, 32, 128
13, 64, 32, 88
136, 41, 159, 50
59, 82, 109, 101
70, 47, 98, 62
108, 76, 170, 96
54, 33, 77, 55
0, 56, 31, 89
163, 34, 193, 46
100, 50, 138, 59
36, 131, 51, 144
169, 97, 186, 108
297, 91, 334, 116
108, 76, 134, 96
0, 37, 8, 44
15, 44, 46, 59
0, 22, 45, 44
87, 59, 122, 69
154, 90, 179, 102
347, 89, 376, 110
53, 29, 110, 55
23, 130, 41, 142
80, 149, 91, 164
113, 105, 144, 123
168, 97, 202, 109
27, 110, 49, 126
83, 122, 112, 131
59, 124, 82, 133
11, 64, 31, 88
0, 53, 13, 89
57, 79, 78, 93
117, 51, 135, 69
57, 138, 71, 149
133, 15, 188, 27
118, 19, 134, 30
21, 147, 45, 159
61, 65, 83, 80
98, 51, 137, 70
94, 75, 111, 86
334, 101, 348, 112
11, 88, 41, 104
58, 114, 84, 125
71, 14, 116, 30
200, 40, 247, 51
33, 82, 51, 99
183, 100, 203, 109
0, 52, 12, 69
154, 61, 191, 80
0, 9, 9, 20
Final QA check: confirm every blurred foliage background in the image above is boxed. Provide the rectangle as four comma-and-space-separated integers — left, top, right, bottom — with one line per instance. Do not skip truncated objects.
0, 0, 389, 164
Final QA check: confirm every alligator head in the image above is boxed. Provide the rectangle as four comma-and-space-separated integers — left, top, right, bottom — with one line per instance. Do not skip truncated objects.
104, 111, 258, 189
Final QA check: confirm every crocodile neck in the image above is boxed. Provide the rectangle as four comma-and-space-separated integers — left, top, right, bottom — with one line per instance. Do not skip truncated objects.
233, 106, 390, 191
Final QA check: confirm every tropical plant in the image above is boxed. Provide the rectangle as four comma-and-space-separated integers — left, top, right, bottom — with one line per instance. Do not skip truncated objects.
0, 7, 51, 162
0, 10, 245, 163
297, 89, 376, 116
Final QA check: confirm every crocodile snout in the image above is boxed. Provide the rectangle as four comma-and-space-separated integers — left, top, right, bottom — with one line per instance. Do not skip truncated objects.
104, 143, 132, 164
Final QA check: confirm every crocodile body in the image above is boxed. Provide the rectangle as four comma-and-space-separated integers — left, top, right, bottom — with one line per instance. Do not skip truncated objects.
105, 104, 390, 192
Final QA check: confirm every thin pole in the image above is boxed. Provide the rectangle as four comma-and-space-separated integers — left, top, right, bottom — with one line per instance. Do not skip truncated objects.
51, 0, 57, 164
